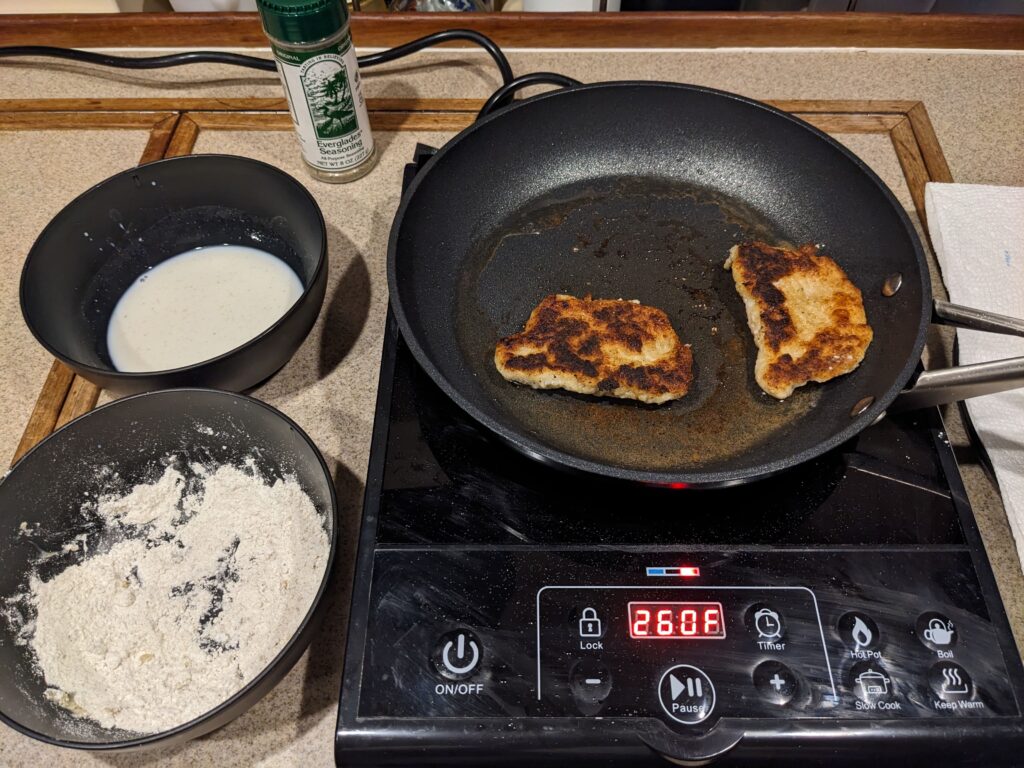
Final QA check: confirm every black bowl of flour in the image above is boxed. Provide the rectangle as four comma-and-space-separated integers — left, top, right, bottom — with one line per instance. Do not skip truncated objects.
20, 154, 328, 396
0, 389, 337, 751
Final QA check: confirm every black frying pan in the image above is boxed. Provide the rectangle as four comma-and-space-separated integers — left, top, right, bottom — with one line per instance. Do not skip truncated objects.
387, 81, 1010, 488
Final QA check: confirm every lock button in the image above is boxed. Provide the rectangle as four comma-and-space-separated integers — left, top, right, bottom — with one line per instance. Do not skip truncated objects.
579, 607, 603, 638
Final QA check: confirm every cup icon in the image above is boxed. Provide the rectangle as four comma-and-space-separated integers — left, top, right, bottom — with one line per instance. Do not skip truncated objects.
923, 618, 954, 646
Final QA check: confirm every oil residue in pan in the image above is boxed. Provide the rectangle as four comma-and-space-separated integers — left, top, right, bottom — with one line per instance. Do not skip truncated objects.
455, 176, 819, 473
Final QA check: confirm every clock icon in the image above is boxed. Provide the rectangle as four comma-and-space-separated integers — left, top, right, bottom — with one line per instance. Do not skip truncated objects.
754, 608, 783, 640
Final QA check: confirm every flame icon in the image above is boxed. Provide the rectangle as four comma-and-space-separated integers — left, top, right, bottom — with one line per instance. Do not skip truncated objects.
852, 616, 873, 650
941, 666, 969, 695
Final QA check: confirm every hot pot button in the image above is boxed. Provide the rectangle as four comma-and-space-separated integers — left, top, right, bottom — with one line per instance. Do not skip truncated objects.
658, 665, 716, 725
837, 612, 880, 651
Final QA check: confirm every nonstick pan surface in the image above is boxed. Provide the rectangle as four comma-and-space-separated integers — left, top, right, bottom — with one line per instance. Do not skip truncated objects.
388, 82, 930, 487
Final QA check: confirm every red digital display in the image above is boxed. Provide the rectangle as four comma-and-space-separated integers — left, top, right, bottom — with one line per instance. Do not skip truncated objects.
628, 602, 726, 639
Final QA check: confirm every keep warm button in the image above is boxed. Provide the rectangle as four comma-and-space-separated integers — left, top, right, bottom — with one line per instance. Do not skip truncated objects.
658, 665, 716, 725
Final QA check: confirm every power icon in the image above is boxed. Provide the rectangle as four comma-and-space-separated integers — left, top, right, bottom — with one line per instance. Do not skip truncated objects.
436, 630, 481, 679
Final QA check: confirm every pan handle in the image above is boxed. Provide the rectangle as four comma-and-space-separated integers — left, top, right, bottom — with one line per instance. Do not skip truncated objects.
932, 299, 1024, 337
890, 300, 1024, 411
477, 73, 582, 121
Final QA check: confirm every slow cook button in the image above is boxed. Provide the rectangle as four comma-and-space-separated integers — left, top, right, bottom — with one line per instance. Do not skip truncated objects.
849, 661, 902, 712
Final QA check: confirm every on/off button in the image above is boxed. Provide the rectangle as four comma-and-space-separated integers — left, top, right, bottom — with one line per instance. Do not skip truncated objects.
434, 630, 481, 680
658, 664, 716, 725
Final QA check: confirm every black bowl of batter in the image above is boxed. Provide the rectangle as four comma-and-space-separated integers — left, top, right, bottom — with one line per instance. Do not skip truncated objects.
20, 154, 328, 395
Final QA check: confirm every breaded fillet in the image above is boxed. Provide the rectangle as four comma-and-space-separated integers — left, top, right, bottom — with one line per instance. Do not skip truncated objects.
495, 294, 694, 405
724, 242, 873, 400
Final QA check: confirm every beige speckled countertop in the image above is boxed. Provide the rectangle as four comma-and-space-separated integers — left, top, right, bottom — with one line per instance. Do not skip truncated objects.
0, 44, 1022, 767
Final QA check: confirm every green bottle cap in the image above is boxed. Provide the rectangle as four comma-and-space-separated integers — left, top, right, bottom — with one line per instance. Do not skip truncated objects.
256, 0, 348, 45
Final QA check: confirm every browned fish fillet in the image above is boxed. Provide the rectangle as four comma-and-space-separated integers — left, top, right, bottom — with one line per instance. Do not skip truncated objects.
495, 294, 694, 405
724, 241, 873, 400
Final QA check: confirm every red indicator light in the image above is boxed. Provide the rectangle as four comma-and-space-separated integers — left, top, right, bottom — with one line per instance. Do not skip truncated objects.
667, 482, 689, 490
645, 566, 701, 577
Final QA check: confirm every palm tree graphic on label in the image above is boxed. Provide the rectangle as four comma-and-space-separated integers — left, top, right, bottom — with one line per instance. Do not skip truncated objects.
301, 60, 357, 140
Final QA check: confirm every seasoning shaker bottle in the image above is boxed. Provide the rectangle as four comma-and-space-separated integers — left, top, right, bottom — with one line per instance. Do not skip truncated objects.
256, 0, 377, 183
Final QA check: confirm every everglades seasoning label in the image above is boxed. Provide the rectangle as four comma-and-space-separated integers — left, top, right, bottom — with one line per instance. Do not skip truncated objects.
273, 39, 374, 172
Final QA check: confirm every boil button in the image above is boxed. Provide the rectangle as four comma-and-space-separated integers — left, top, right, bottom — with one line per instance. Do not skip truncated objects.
658, 664, 716, 725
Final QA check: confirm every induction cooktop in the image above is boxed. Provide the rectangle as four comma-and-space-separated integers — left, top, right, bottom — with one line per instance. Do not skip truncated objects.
334, 146, 1024, 767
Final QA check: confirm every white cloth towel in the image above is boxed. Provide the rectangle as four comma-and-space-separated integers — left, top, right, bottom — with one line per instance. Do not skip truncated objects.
924, 182, 1024, 570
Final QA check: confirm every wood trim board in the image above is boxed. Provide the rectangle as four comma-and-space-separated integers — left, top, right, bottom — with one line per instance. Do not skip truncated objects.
5, 97, 951, 467
1, 12, 1022, 50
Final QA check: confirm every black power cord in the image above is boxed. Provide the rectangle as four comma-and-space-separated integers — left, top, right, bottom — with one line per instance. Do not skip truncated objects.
0, 31, 584, 117
0, 46, 278, 72
477, 72, 580, 120
0, 28, 514, 85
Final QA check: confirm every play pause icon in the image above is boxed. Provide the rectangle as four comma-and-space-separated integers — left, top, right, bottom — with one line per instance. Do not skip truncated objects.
670, 673, 702, 700
660, 665, 715, 725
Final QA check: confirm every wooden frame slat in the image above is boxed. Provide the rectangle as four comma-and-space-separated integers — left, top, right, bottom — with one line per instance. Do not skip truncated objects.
0, 111, 175, 130
11, 361, 75, 464
889, 116, 932, 225
1, 12, 1022, 50
765, 100, 920, 115
800, 113, 904, 134
7, 97, 954, 466
165, 114, 200, 158
906, 102, 954, 184
53, 377, 101, 431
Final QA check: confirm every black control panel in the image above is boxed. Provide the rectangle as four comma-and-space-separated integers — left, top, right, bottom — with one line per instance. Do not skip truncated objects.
356, 550, 1016, 726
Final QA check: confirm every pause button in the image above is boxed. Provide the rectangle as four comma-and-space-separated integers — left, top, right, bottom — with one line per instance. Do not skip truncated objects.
658, 664, 716, 725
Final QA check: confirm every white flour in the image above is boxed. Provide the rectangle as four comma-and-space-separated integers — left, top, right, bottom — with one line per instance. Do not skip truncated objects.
25, 459, 329, 734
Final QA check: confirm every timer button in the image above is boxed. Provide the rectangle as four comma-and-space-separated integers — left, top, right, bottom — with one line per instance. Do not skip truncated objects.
753, 660, 798, 705
658, 664, 716, 725
746, 603, 785, 641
